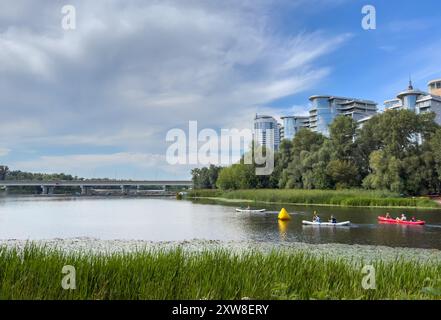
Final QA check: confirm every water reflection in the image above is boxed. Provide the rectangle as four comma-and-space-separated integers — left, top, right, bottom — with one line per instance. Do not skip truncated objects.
278, 220, 289, 241
301, 224, 350, 243
0, 196, 441, 249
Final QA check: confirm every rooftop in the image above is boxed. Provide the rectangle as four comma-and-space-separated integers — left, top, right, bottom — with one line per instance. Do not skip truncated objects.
396, 89, 427, 99
254, 114, 276, 120
280, 115, 309, 119
309, 95, 377, 105
428, 79, 441, 85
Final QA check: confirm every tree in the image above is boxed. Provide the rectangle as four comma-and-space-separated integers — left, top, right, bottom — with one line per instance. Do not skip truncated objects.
279, 129, 326, 189
291, 128, 325, 155
430, 128, 441, 190
374, 109, 422, 158
329, 115, 357, 161
362, 150, 403, 193
196, 109, 440, 195
326, 159, 359, 189
273, 140, 293, 188
216, 163, 256, 190
355, 114, 382, 179
0, 165, 9, 180
401, 151, 438, 195
191, 165, 222, 189
327, 116, 361, 186
207, 165, 222, 189
361, 110, 440, 194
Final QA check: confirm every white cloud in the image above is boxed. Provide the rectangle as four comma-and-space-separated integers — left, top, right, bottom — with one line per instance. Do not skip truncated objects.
0, 0, 350, 176
0, 148, 10, 157
15, 152, 163, 168
12, 152, 177, 177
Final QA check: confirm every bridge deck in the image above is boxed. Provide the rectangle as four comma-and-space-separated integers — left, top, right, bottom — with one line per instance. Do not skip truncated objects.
0, 180, 192, 187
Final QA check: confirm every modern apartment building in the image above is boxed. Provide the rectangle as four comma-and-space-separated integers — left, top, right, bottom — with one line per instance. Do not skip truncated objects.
253, 114, 281, 151
384, 80, 441, 124
260, 78, 441, 144
428, 79, 441, 97
308, 95, 377, 136
280, 116, 310, 140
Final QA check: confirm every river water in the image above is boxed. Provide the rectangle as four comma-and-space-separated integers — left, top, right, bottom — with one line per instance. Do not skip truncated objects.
0, 196, 441, 249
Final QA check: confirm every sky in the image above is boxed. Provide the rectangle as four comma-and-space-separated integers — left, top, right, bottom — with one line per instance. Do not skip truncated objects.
1, 0, 441, 179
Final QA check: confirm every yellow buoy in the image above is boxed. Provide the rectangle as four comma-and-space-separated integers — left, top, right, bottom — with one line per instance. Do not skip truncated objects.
278, 208, 291, 221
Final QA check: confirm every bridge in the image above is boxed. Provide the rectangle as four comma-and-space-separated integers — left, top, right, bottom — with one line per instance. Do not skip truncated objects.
0, 180, 193, 195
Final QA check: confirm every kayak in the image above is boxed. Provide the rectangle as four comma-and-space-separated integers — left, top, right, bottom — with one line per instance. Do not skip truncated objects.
235, 208, 266, 213
302, 220, 350, 226
378, 216, 425, 225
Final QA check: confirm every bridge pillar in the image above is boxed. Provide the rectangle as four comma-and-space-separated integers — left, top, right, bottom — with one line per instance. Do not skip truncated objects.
41, 186, 48, 195
120, 185, 128, 194
47, 186, 55, 195
80, 186, 90, 195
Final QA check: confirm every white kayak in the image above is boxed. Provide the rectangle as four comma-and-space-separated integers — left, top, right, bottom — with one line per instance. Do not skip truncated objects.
302, 220, 350, 226
235, 208, 266, 213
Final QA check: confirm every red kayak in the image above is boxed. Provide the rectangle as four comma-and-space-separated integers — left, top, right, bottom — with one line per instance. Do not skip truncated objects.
378, 216, 425, 225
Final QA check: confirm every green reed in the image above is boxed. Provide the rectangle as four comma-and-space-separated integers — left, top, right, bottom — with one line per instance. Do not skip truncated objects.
0, 245, 440, 300
188, 189, 439, 208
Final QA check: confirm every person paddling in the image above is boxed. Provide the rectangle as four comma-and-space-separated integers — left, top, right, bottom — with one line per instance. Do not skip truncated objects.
313, 211, 320, 223
396, 213, 407, 221
385, 212, 391, 219
329, 215, 337, 224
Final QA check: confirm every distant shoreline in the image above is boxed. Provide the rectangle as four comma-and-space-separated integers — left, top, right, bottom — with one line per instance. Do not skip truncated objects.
187, 189, 441, 210
190, 196, 441, 210
0, 193, 177, 199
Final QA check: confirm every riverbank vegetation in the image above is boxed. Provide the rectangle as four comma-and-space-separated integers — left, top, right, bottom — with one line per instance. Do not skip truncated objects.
187, 189, 439, 208
192, 110, 441, 199
0, 245, 440, 300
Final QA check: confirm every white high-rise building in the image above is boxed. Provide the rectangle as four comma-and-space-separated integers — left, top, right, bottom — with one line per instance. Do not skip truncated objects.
309, 95, 377, 136
384, 80, 441, 125
253, 114, 281, 151
280, 116, 310, 140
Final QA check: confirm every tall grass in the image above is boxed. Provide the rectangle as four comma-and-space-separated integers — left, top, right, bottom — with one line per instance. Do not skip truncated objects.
187, 189, 439, 208
0, 245, 440, 300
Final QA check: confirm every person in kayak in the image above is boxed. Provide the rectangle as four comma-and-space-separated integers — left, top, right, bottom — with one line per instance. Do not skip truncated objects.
385, 212, 391, 219
313, 211, 320, 223
329, 215, 337, 223
411, 216, 417, 222
396, 213, 407, 221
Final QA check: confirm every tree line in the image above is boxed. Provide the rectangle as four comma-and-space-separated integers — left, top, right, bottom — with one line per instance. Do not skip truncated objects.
0, 166, 78, 181
192, 109, 441, 196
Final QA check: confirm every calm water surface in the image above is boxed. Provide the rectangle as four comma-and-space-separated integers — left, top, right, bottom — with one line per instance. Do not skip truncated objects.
1, 196, 441, 249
